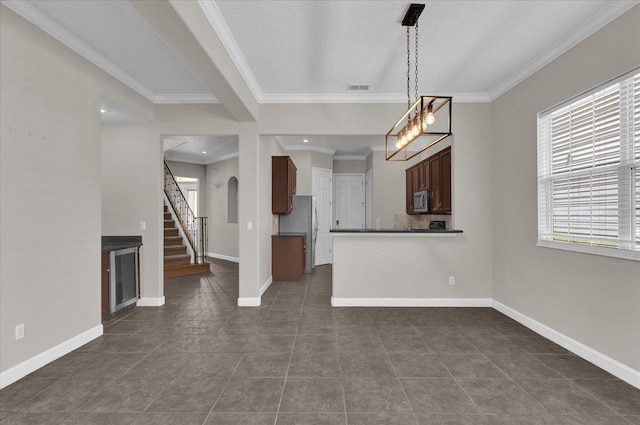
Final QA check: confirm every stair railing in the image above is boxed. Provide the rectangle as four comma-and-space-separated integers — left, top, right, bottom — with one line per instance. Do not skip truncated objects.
164, 161, 208, 264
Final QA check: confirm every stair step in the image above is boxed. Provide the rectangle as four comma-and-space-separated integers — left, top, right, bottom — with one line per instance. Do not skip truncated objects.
164, 236, 183, 246
164, 220, 175, 228
164, 262, 210, 278
164, 245, 187, 255
164, 228, 179, 237
164, 254, 191, 267
164, 212, 172, 220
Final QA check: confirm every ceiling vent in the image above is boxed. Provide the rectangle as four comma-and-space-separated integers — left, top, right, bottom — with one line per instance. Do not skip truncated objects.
347, 84, 370, 91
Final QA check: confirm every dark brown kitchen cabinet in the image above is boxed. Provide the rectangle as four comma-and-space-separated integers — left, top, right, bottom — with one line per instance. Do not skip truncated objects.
439, 148, 452, 213
405, 170, 414, 213
417, 161, 428, 191
272, 235, 306, 281
405, 146, 451, 214
272, 156, 297, 214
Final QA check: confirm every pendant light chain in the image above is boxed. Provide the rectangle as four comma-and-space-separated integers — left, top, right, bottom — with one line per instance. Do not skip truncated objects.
414, 22, 419, 103
406, 27, 411, 114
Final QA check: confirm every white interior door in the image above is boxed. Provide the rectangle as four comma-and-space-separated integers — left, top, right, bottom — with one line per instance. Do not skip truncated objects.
312, 167, 332, 266
334, 174, 365, 229
365, 170, 372, 229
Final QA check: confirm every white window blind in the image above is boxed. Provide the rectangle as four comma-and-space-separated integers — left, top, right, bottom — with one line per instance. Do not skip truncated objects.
537, 68, 640, 261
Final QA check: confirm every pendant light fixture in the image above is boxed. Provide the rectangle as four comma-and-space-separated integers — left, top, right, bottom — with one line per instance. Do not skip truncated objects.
385, 3, 452, 161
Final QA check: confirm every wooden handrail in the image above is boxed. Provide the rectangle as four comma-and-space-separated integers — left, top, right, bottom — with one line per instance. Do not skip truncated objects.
164, 161, 197, 256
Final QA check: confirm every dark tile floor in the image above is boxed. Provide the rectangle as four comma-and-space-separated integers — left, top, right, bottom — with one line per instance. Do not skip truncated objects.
1, 259, 639, 424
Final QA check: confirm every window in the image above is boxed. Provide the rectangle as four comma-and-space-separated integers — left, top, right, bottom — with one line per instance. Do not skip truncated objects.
537, 68, 639, 261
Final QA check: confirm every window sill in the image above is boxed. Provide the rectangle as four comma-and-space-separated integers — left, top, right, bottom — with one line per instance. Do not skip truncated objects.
537, 240, 640, 262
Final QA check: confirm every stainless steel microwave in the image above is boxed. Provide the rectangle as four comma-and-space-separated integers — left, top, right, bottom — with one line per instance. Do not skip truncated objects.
414, 190, 429, 213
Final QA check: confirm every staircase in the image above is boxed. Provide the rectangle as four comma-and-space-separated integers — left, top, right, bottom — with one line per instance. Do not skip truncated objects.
163, 205, 210, 278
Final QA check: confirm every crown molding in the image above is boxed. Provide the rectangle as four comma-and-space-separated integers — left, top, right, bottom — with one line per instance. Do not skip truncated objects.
154, 94, 219, 104
164, 151, 239, 166
489, 0, 638, 101
259, 92, 491, 104
283, 144, 337, 156
197, 0, 265, 102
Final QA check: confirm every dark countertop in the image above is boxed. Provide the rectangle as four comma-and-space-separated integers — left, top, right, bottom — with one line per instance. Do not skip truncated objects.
101, 236, 143, 252
331, 229, 463, 234
272, 232, 306, 238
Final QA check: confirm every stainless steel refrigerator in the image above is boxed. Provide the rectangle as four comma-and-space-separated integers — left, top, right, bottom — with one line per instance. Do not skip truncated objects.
278, 195, 316, 273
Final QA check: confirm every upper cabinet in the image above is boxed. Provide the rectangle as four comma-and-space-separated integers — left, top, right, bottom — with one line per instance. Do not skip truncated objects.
272, 156, 297, 214
405, 146, 451, 214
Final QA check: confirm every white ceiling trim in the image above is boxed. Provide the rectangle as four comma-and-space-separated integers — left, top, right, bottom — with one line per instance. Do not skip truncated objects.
155, 94, 219, 104
274, 136, 337, 156
197, 0, 264, 102
283, 144, 337, 155
334, 155, 367, 161
4, 0, 218, 105
260, 92, 491, 104
488, 0, 639, 101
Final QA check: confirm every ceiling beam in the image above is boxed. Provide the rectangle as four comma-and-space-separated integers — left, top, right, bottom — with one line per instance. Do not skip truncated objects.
130, 0, 258, 122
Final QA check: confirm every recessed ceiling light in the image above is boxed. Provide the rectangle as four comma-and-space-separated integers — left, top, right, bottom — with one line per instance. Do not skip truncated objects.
202, 151, 207, 154
303, 139, 309, 143
100, 108, 106, 113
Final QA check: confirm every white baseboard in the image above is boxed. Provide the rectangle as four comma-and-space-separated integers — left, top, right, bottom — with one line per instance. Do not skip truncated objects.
492, 300, 640, 390
0, 324, 103, 390
331, 297, 492, 307
260, 276, 273, 296
237, 297, 261, 307
137, 296, 165, 307
207, 252, 239, 263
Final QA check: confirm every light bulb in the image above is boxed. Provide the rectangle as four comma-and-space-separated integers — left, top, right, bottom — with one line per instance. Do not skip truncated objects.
396, 140, 402, 149
421, 111, 428, 131
413, 116, 420, 137
426, 104, 435, 125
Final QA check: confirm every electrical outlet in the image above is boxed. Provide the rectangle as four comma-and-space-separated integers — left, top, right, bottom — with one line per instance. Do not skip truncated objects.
246, 221, 253, 230
15, 324, 24, 340
140, 221, 146, 230
449, 276, 455, 285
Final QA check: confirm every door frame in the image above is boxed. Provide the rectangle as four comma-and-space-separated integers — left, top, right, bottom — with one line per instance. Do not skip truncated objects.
312, 167, 333, 265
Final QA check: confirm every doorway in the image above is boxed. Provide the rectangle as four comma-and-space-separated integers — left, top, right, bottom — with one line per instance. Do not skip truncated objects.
334, 174, 365, 230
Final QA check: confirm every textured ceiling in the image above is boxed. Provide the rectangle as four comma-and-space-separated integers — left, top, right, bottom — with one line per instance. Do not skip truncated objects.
6, 0, 216, 103
164, 135, 239, 165
6, 0, 637, 156
211, 0, 635, 102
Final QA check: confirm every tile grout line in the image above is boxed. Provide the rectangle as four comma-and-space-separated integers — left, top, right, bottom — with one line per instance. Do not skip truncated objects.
272, 278, 309, 425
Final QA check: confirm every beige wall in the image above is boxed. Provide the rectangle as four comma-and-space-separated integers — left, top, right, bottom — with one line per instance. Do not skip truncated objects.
165, 160, 207, 217
206, 156, 239, 259
0, 5, 152, 378
102, 125, 163, 301
491, 5, 640, 371
333, 234, 490, 300
333, 159, 366, 174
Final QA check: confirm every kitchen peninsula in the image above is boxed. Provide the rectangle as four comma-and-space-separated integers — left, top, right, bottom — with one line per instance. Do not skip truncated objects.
329, 228, 492, 308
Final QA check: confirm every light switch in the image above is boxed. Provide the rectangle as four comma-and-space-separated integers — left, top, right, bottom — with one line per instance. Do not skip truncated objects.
140, 221, 146, 230
246, 221, 253, 230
